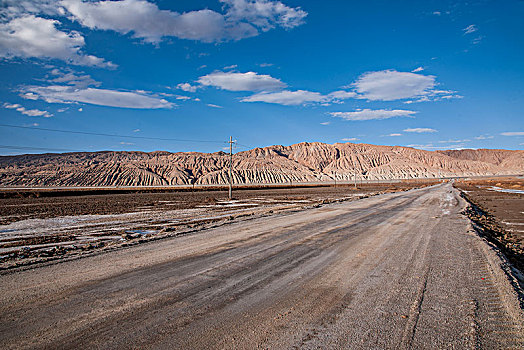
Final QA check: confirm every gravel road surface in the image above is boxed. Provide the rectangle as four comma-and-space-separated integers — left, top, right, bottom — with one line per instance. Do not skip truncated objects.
0, 183, 522, 349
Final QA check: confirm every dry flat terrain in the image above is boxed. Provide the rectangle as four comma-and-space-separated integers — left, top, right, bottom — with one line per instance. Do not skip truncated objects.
455, 177, 524, 271
0, 182, 434, 269
0, 143, 522, 187
1, 183, 522, 349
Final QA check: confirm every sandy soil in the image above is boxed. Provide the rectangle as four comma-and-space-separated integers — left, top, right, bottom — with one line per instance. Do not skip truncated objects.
0, 182, 435, 269
0, 184, 522, 349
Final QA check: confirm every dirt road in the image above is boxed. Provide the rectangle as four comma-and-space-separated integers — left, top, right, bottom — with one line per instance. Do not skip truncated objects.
0, 183, 522, 349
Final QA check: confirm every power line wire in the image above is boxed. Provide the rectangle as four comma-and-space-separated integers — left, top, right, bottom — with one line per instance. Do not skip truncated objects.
0, 145, 83, 152
0, 144, 245, 154
236, 143, 256, 150
0, 124, 226, 144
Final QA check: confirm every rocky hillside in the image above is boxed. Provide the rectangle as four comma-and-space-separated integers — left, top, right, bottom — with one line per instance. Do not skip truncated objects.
437, 149, 524, 169
0, 142, 522, 187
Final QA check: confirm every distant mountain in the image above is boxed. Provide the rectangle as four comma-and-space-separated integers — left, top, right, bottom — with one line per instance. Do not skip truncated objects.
0, 143, 522, 187
437, 149, 524, 169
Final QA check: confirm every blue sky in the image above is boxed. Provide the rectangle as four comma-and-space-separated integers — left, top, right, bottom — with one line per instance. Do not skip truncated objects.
0, 0, 523, 155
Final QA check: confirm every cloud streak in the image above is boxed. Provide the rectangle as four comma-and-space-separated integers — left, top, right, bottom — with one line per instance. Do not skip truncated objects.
21, 85, 175, 109
242, 90, 324, 105
403, 128, 437, 133
330, 109, 417, 121
463, 24, 478, 34
501, 131, 524, 136
3, 102, 53, 117
242, 89, 355, 105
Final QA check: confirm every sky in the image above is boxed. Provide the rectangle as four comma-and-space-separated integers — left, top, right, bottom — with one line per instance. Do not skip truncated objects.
0, 0, 523, 155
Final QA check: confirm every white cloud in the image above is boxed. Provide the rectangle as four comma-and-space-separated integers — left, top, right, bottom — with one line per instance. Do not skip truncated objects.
21, 85, 175, 109
501, 131, 524, 136
412, 67, 424, 72
433, 11, 441, 16
330, 109, 417, 121
20, 92, 39, 100
474, 135, 493, 140
49, 69, 101, 88
242, 88, 355, 106
438, 139, 470, 143
404, 128, 437, 133
133, 129, 140, 132
61, 0, 235, 43
472, 36, 483, 45
223, 64, 238, 70
320, 121, 330, 125
350, 70, 460, 102
463, 24, 478, 34
258, 62, 273, 67
342, 138, 358, 141
440, 94, 463, 100
327, 90, 357, 100
352, 70, 438, 101
407, 143, 470, 151
3, 102, 53, 117
176, 83, 198, 93
0, 15, 114, 67
222, 0, 307, 30
385, 133, 402, 137
198, 71, 286, 91
59, 0, 306, 43
3, 103, 21, 109
22, 108, 53, 117
0, 1, 63, 18
242, 90, 323, 105
206, 103, 223, 108
406, 144, 437, 150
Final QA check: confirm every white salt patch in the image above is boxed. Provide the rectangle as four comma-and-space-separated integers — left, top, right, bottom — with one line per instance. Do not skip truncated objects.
487, 186, 524, 194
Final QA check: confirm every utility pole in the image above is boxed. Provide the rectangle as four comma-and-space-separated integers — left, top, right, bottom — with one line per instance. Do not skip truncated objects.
228, 136, 235, 200
351, 153, 357, 189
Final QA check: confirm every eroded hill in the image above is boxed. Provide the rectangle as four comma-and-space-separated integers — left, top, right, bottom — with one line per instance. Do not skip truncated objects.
0, 142, 522, 186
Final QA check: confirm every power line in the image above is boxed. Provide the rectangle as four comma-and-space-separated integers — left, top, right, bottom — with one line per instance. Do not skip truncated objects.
0, 145, 83, 152
236, 143, 256, 150
0, 124, 225, 144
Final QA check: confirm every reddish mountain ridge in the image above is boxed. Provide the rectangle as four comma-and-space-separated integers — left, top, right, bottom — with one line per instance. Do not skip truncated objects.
0, 142, 522, 187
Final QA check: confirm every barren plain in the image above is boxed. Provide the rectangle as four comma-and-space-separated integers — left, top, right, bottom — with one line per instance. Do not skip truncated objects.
455, 177, 524, 272
0, 181, 434, 269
